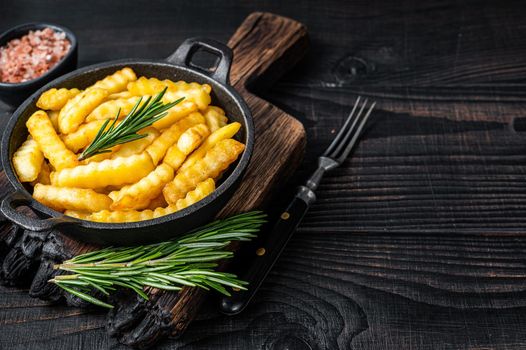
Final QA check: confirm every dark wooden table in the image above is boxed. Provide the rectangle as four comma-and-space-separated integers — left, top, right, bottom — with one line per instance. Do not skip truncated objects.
2, 0, 526, 349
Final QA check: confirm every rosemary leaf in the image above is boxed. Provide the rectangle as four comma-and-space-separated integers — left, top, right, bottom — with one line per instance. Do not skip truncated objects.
50, 211, 267, 308
79, 87, 184, 160
56, 282, 114, 309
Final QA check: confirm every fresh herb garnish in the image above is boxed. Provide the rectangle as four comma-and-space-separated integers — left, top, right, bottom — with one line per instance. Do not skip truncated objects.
79, 87, 183, 160
49, 211, 266, 308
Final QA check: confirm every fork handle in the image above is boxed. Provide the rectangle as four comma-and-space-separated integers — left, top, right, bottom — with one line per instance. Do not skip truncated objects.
219, 186, 316, 315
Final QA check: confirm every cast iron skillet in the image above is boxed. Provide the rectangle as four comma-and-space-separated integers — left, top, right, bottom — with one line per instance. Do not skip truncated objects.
0, 38, 254, 246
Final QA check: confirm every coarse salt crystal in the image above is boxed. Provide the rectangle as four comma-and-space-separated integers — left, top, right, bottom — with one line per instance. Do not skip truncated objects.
0, 27, 71, 83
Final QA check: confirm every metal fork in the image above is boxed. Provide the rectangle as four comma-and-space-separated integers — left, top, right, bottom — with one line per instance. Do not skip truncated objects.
219, 97, 376, 315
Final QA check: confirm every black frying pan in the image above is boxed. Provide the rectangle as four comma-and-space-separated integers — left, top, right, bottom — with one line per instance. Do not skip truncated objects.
0, 38, 254, 246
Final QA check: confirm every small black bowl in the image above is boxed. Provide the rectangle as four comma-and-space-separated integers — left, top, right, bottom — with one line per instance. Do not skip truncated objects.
0, 23, 78, 107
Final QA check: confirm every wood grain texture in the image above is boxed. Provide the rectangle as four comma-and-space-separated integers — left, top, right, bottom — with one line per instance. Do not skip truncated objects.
1, 0, 526, 349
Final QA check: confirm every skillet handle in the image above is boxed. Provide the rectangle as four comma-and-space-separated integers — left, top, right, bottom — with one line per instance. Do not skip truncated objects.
166, 37, 233, 85
0, 191, 78, 231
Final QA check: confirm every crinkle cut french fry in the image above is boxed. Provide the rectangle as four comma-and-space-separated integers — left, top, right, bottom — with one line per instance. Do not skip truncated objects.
48, 110, 60, 131
127, 76, 167, 96
162, 145, 187, 170
162, 122, 208, 180
177, 123, 210, 155
110, 163, 174, 210
59, 88, 109, 134
51, 153, 154, 189
33, 184, 112, 212
36, 88, 81, 111
31, 161, 51, 186
109, 187, 152, 210
26, 111, 78, 171
111, 127, 159, 158
175, 178, 215, 210
203, 106, 228, 132
128, 77, 211, 110
79, 146, 120, 164
163, 139, 244, 204
64, 210, 91, 220
12, 137, 44, 182
179, 122, 241, 171
91, 178, 214, 222
66, 178, 214, 223
87, 206, 179, 223
151, 101, 198, 130
147, 193, 168, 210
86, 96, 142, 122
62, 120, 108, 152
107, 91, 133, 100
89, 67, 137, 94
146, 112, 205, 165
163, 82, 211, 110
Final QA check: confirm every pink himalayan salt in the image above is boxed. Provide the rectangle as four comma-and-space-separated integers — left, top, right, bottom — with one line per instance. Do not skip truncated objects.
0, 27, 71, 83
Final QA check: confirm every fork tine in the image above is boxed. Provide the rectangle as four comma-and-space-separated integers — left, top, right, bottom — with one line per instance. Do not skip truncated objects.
323, 96, 361, 157
335, 101, 375, 162
328, 98, 368, 158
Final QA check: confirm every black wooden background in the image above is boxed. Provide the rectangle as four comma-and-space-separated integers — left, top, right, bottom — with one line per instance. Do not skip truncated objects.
2, 0, 526, 349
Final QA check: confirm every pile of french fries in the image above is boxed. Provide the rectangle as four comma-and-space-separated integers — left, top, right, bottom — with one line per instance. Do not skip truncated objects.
12, 67, 245, 223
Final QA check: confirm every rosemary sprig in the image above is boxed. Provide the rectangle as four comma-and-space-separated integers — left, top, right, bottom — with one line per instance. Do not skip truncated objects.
49, 211, 267, 308
79, 87, 183, 160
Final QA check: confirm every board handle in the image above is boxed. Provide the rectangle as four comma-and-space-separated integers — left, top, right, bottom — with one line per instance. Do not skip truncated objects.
167, 37, 233, 85
227, 12, 309, 89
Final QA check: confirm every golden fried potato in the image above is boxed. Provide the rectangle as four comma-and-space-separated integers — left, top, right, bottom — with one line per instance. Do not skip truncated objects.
111, 127, 159, 159
175, 178, 215, 210
64, 210, 91, 220
81, 179, 214, 223
85, 207, 174, 223
179, 122, 241, 171
12, 137, 44, 182
48, 110, 60, 131
146, 112, 205, 164
162, 145, 186, 170
128, 77, 211, 110
203, 106, 228, 132
162, 123, 209, 170
163, 139, 244, 204
51, 153, 154, 189
89, 67, 137, 94
26, 111, 78, 170
33, 184, 112, 212
110, 163, 174, 210
163, 82, 211, 110
62, 120, 108, 152
86, 96, 142, 122
108, 189, 151, 210
151, 101, 198, 130
36, 88, 81, 111
107, 91, 133, 100
59, 88, 109, 134
79, 146, 121, 164
126, 76, 167, 95
147, 193, 168, 209
31, 161, 51, 186
177, 123, 210, 155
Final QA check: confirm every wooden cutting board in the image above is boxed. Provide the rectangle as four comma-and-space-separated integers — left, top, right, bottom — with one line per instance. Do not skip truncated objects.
0, 12, 308, 348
